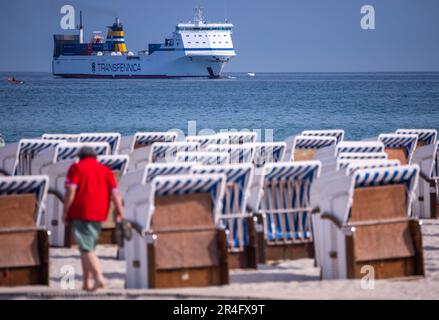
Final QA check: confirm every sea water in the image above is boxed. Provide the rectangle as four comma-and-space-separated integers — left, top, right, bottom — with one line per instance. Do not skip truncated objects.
1, 72, 438, 143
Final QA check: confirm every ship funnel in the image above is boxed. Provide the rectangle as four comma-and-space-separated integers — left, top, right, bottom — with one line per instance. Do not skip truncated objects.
106, 17, 127, 53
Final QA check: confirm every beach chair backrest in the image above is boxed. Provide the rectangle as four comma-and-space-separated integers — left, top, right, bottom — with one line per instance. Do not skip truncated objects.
342, 159, 401, 173
206, 144, 255, 164
301, 129, 344, 144
347, 165, 419, 223
292, 136, 337, 161
55, 142, 110, 162
42, 134, 79, 142
79, 133, 121, 155
252, 142, 286, 167
217, 131, 257, 144
0, 175, 48, 227
14, 139, 62, 175
192, 164, 253, 249
133, 132, 178, 150
149, 142, 199, 163
249, 161, 321, 242
396, 129, 437, 146
336, 141, 385, 155
378, 133, 418, 164
186, 135, 229, 149
175, 152, 230, 165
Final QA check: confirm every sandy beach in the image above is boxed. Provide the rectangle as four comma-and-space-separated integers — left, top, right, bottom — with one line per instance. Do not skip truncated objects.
1, 219, 438, 300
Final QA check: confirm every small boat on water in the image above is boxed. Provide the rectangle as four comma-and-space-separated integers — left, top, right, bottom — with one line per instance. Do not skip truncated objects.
7, 77, 24, 84
247, 72, 255, 77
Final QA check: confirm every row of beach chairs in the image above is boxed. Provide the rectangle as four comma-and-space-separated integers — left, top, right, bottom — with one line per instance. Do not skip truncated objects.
0, 129, 438, 288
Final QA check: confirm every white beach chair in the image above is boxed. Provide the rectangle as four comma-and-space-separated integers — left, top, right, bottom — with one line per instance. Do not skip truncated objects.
41, 133, 79, 142
301, 129, 345, 144
313, 165, 424, 279
175, 152, 230, 165
192, 164, 256, 268
248, 161, 321, 263
339, 159, 401, 173
119, 132, 178, 156
216, 131, 257, 144
252, 142, 286, 167
288, 136, 337, 162
148, 142, 199, 164
378, 133, 418, 164
79, 132, 121, 155
0, 175, 50, 286
206, 144, 255, 164
124, 174, 229, 289
0, 142, 19, 176
395, 130, 438, 219
186, 135, 229, 150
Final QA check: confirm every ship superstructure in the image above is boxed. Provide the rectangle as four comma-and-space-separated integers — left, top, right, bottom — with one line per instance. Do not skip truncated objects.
52, 7, 236, 78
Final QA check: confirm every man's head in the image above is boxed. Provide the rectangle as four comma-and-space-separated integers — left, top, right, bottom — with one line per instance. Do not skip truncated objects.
77, 146, 97, 160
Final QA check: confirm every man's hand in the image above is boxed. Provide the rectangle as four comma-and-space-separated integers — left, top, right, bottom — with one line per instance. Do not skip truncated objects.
112, 189, 125, 223
63, 186, 76, 224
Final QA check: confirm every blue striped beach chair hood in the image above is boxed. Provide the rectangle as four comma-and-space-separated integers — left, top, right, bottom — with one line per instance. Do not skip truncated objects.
97, 155, 129, 174
206, 144, 255, 164
149, 142, 199, 163
79, 133, 121, 155
336, 141, 385, 155
396, 129, 437, 145
55, 142, 111, 162
301, 129, 345, 144
252, 142, 286, 167
14, 139, 63, 175
41, 133, 79, 142
343, 159, 401, 174
216, 131, 257, 144
175, 152, 230, 165
186, 135, 229, 149
134, 132, 178, 148
338, 152, 388, 162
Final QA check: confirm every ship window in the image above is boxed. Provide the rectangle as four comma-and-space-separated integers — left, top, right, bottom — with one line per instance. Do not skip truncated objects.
186, 35, 189, 37
196, 42, 199, 44
202, 42, 206, 44
188, 41, 191, 44
213, 41, 216, 44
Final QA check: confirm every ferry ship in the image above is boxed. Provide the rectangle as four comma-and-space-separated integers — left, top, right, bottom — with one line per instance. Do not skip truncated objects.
52, 7, 236, 79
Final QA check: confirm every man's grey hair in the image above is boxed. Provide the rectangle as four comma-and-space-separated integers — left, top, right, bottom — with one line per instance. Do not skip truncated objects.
78, 146, 97, 160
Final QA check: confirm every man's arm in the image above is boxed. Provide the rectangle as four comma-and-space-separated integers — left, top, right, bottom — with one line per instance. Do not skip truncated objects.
112, 189, 125, 222
62, 186, 76, 224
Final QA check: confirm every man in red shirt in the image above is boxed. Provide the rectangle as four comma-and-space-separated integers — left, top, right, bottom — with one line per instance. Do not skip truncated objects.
62, 146, 124, 291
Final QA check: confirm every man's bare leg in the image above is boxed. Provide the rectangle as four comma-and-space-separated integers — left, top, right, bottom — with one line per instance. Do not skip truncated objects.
80, 251, 94, 291
82, 251, 105, 290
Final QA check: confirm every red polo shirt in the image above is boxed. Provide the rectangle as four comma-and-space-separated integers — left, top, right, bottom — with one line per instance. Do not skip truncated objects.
65, 157, 117, 222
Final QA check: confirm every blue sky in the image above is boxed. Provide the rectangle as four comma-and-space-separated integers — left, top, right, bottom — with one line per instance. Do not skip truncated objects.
1, 0, 439, 72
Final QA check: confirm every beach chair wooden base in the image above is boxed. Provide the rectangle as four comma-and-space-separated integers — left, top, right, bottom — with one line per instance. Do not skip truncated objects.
0, 229, 49, 286
143, 193, 229, 288
345, 220, 424, 279
227, 217, 258, 269
294, 149, 317, 161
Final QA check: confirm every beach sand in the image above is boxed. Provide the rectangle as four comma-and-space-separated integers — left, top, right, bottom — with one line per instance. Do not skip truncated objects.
1, 219, 439, 300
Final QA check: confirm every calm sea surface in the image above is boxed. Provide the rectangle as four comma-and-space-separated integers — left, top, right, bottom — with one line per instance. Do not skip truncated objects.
1, 72, 439, 143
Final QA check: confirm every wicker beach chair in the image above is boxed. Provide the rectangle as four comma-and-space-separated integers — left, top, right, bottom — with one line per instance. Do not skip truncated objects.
124, 174, 229, 289
148, 142, 199, 164
290, 136, 337, 162
42, 133, 79, 142
79, 132, 121, 155
175, 152, 230, 165
0, 175, 49, 286
206, 144, 255, 164
192, 164, 256, 268
186, 135, 229, 150
301, 129, 345, 144
216, 131, 257, 145
395, 130, 438, 219
313, 165, 424, 279
378, 133, 418, 164
248, 161, 321, 263
252, 142, 286, 167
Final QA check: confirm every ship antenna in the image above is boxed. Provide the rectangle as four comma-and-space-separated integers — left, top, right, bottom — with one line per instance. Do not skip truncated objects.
193, 6, 204, 25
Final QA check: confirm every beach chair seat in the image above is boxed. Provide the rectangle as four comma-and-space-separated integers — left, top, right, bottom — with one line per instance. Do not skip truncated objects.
206, 144, 255, 164
186, 135, 229, 150
216, 131, 257, 144
42, 133, 79, 142
192, 164, 256, 268
175, 152, 230, 165
313, 165, 424, 279
124, 174, 229, 289
248, 161, 321, 263
395, 130, 438, 219
79, 132, 121, 155
0, 175, 49, 286
378, 133, 418, 164
252, 142, 286, 167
